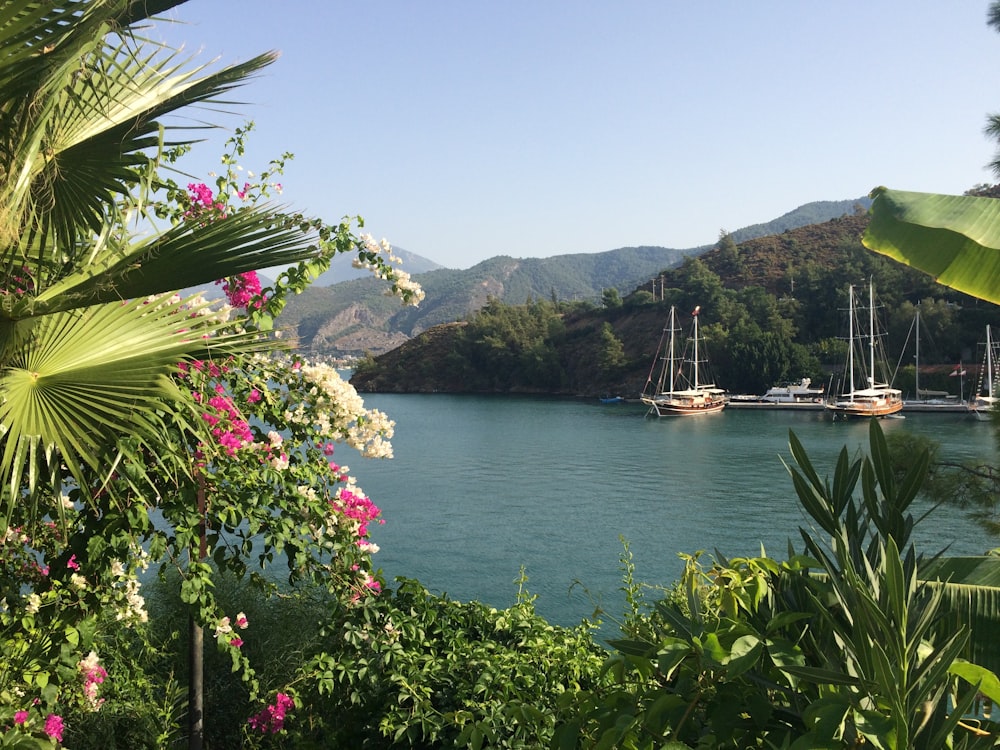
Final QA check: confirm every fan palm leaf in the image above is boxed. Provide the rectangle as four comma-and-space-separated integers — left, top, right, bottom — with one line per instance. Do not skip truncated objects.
919, 556, 1000, 676
0, 294, 270, 508
0, 1, 317, 512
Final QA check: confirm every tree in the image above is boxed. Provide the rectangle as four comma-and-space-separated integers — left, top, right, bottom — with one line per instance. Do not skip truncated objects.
597, 322, 626, 378
0, 4, 422, 745
0, 1, 322, 516
601, 287, 622, 308
716, 229, 743, 276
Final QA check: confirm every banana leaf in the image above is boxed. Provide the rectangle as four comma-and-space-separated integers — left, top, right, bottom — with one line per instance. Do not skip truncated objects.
920, 556, 1000, 675
862, 188, 1000, 305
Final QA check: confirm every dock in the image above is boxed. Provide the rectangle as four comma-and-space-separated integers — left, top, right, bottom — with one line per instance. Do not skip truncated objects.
727, 400, 825, 411
726, 398, 970, 414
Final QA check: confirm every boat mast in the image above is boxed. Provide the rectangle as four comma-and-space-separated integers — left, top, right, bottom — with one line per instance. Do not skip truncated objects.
847, 285, 856, 400
988, 325, 994, 400
868, 281, 876, 390
692, 305, 701, 389
666, 306, 677, 394
914, 306, 920, 397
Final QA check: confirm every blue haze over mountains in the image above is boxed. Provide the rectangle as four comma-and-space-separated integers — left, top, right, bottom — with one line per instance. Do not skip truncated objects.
256, 197, 873, 356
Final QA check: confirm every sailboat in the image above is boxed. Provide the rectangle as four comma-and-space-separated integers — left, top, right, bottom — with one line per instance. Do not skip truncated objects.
900, 307, 964, 412
969, 325, 999, 421
641, 305, 726, 417
825, 282, 903, 419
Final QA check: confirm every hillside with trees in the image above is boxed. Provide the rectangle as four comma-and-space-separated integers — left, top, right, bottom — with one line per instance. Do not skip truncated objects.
280, 199, 870, 356
351, 212, 1000, 397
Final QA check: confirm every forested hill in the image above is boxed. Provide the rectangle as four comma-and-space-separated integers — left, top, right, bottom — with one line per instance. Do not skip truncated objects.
350, 212, 1000, 398
279, 198, 870, 357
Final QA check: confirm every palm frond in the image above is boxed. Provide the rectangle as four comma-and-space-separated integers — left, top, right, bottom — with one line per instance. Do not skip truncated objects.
0, 293, 275, 503
0, 0, 276, 269
3, 204, 322, 320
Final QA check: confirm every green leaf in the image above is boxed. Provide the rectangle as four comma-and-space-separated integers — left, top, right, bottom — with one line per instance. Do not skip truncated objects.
863, 188, 1000, 305
656, 640, 692, 678
854, 708, 896, 749
0, 294, 268, 508
780, 664, 861, 687
949, 660, 1000, 705
607, 638, 656, 658
726, 634, 761, 678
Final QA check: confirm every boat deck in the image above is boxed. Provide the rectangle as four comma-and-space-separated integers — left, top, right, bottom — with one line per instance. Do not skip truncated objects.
726, 399, 970, 413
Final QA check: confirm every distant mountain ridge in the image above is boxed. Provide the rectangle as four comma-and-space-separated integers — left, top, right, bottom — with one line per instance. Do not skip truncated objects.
310, 246, 444, 286
278, 197, 872, 356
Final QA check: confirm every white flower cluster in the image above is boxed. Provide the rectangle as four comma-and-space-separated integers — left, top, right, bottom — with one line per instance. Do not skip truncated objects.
353, 234, 425, 307
297, 362, 395, 459
110, 558, 148, 623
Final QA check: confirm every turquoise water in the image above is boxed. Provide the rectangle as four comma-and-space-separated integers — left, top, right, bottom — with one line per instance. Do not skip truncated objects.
348, 395, 998, 628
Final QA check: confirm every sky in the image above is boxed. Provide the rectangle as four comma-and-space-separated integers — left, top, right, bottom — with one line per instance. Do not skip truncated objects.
153, 2, 1000, 270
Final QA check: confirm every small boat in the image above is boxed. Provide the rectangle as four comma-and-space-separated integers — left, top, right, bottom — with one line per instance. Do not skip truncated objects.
599, 395, 624, 404
826, 281, 903, 419
969, 325, 999, 421
900, 306, 965, 412
760, 378, 825, 404
727, 378, 825, 408
641, 305, 726, 417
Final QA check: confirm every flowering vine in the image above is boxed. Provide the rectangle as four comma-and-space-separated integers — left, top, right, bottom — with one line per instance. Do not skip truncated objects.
0, 121, 422, 745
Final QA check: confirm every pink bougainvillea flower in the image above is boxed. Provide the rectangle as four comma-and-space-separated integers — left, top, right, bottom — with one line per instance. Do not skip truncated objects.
13, 710, 28, 725
217, 271, 265, 310
44, 714, 64, 742
248, 692, 294, 734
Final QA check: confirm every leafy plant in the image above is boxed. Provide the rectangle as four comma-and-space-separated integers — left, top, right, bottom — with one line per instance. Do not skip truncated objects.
555, 420, 1000, 749
288, 573, 608, 749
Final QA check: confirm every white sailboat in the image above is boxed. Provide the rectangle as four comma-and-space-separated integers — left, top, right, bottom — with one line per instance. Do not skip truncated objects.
641, 305, 726, 417
901, 307, 964, 412
969, 325, 999, 421
825, 281, 903, 419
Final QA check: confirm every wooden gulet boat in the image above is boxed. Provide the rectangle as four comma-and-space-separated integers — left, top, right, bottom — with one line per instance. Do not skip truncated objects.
825, 281, 903, 419
641, 305, 726, 417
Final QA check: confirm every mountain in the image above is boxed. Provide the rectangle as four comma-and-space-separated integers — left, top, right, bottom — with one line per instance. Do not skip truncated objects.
729, 199, 871, 243
278, 198, 872, 357
309, 246, 444, 286
350, 210, 998, 398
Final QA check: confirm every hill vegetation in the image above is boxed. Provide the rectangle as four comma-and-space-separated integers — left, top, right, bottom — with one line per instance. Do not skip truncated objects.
280, 198, 871, 356
351, 212, 1000, 397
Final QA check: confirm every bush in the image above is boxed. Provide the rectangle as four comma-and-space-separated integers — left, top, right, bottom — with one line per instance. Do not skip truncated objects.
58, 571, 608, 748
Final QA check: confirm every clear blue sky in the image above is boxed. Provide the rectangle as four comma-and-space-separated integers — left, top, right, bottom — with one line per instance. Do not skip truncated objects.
155, 2, 1000, 269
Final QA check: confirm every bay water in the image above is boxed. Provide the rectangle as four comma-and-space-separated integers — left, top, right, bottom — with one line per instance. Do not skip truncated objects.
347, 395, 998, 630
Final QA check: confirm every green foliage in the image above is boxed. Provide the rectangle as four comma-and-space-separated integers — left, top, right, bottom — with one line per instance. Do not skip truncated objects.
597, 323, 627, 377
49, 571, 608, 749
452, 297, 570, 391
285, 574, 608, 748
555, 421, 1000, 749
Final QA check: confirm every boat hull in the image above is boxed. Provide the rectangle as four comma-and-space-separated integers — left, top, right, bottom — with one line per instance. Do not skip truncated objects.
642, 395, 726, 417
825, 397, 903, 419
